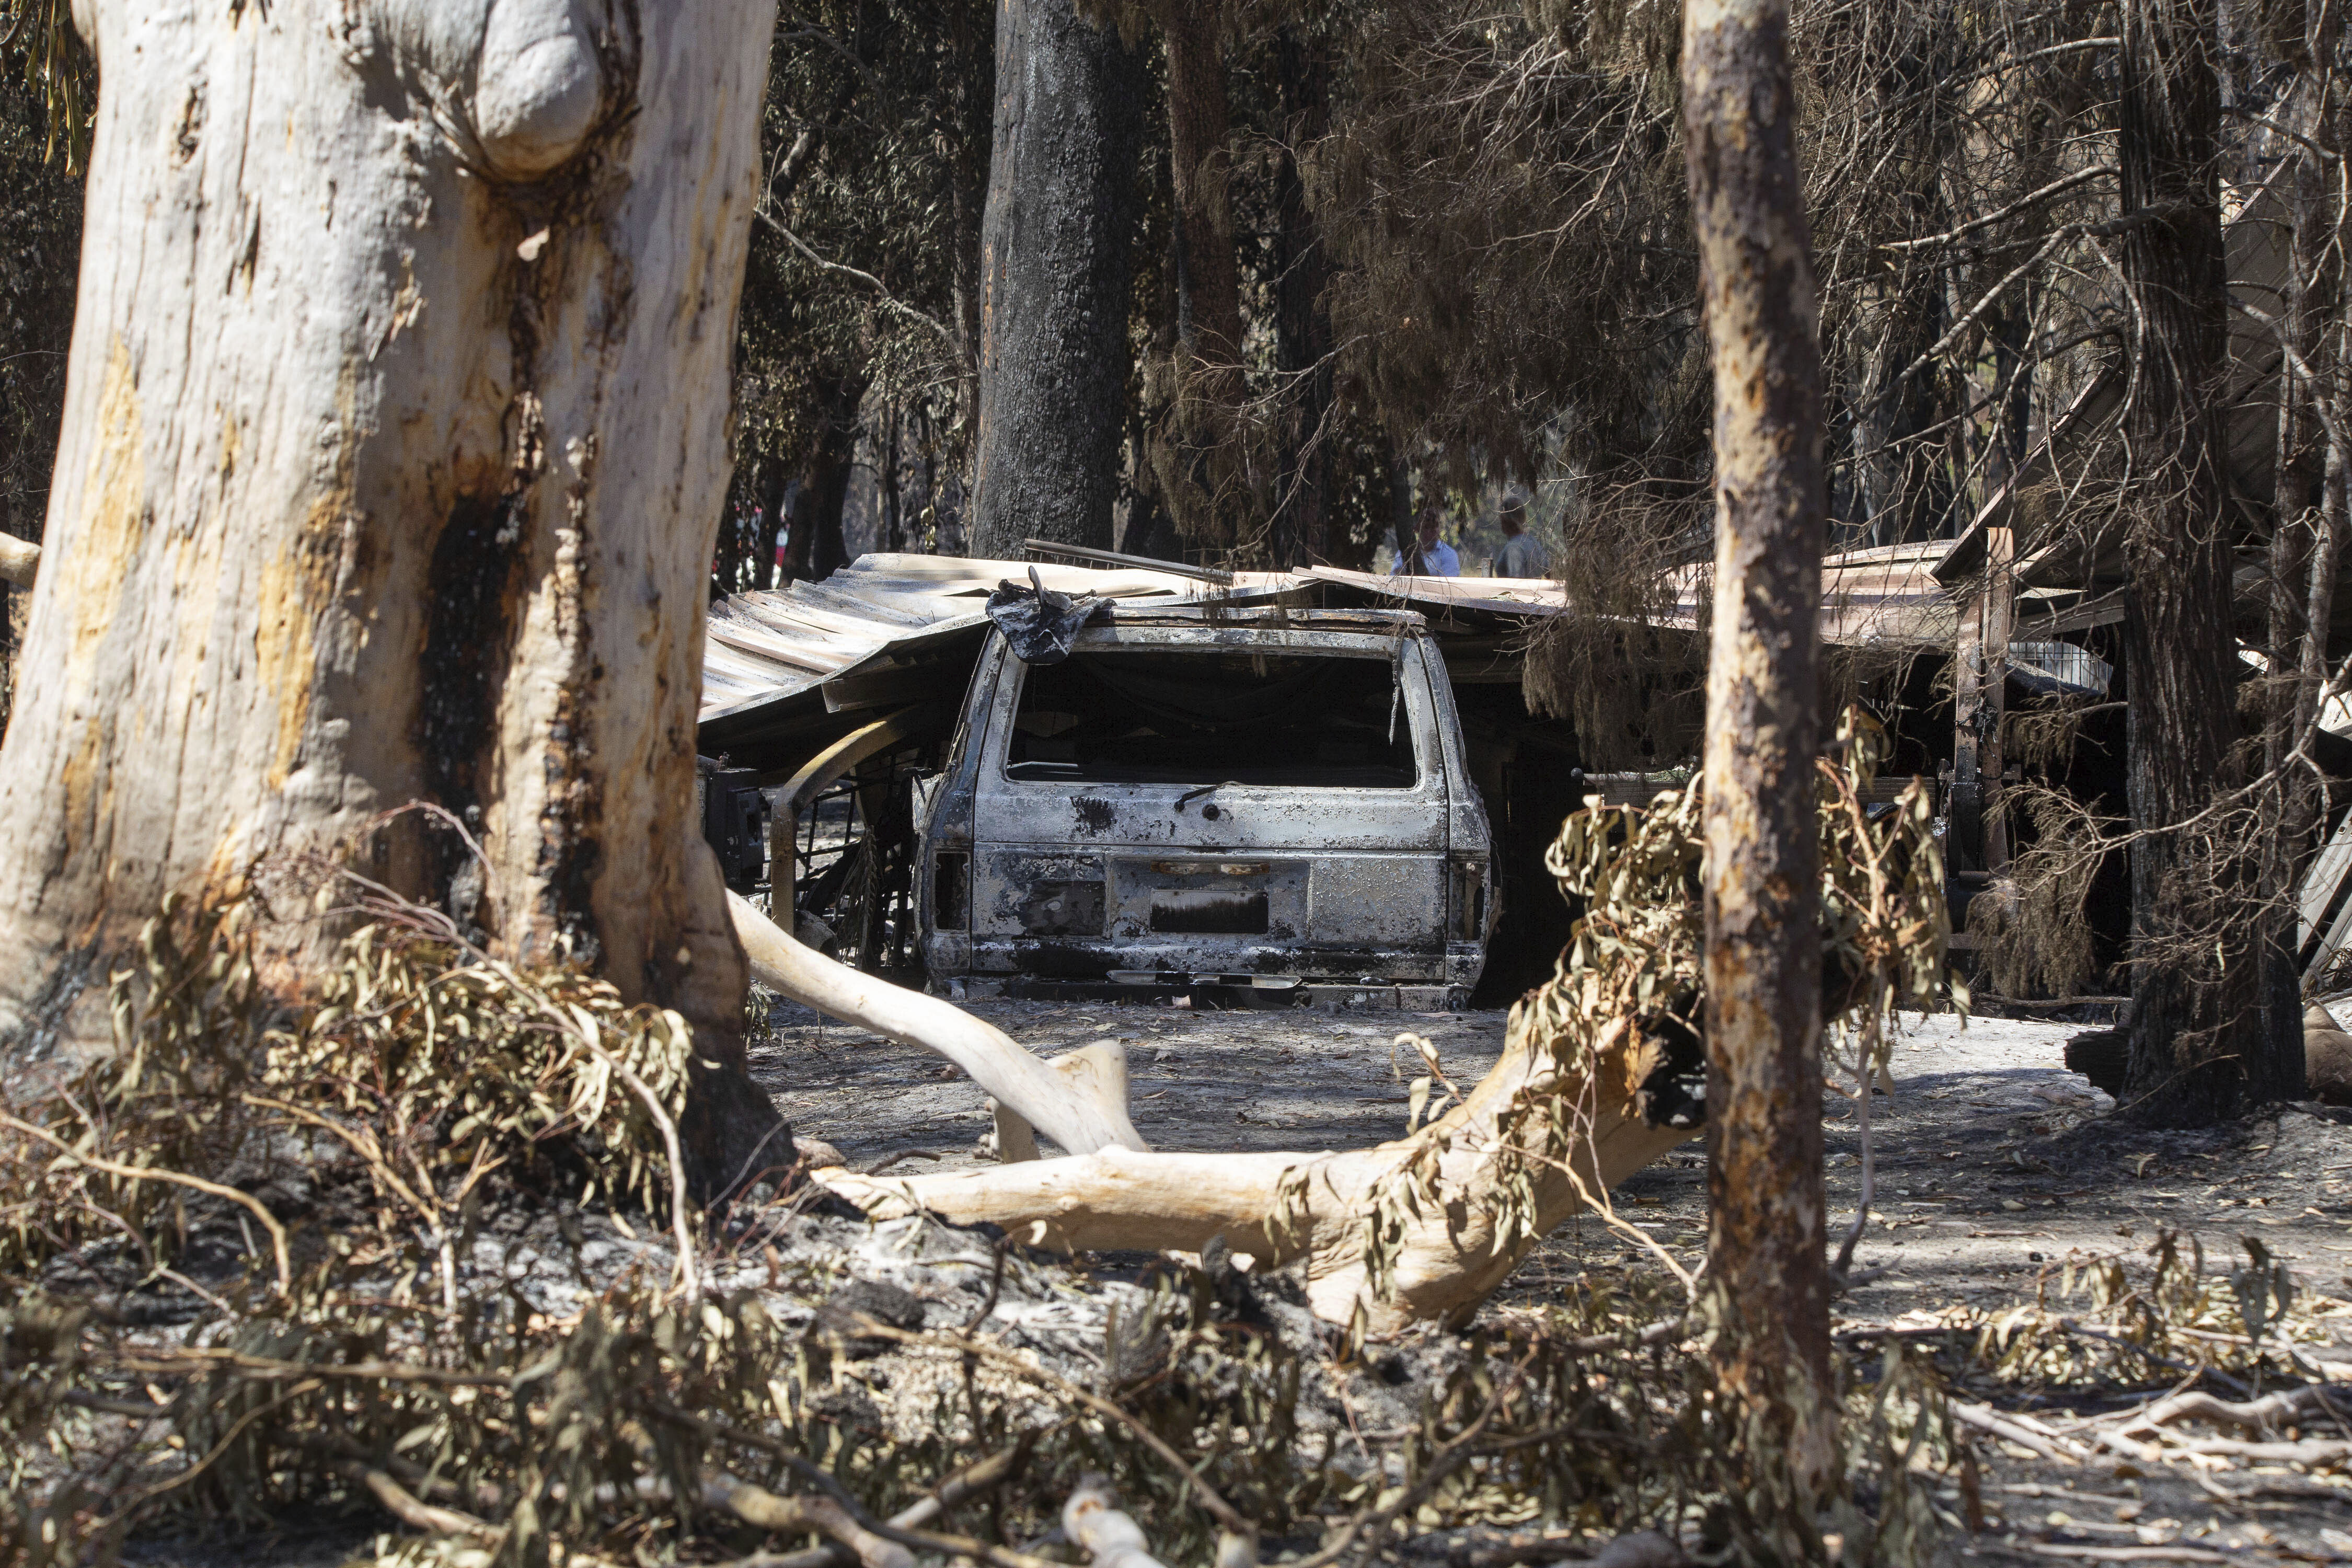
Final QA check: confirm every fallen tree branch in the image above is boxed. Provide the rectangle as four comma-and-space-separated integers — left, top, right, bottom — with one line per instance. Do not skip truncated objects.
2151, 1435, 2352, 1462
357, 1466, 502, 1544
724, 1439, 1036, 1568
729, 892, 1145, 1159
2117, 1382, 2351, 1437
1, 1110, 292, 1294
1559, 1316, 1690, 1356
655, 1401, 1069, 1568
101, 1346, 517, 1387
1951, 1400, 2088, 1462
707, 1474, 914, 1568
0, 534, 36, 587
817, 1051, 1691, 1332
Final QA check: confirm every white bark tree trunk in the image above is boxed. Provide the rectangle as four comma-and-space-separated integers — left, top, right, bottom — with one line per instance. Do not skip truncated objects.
0, 0, 781, 1178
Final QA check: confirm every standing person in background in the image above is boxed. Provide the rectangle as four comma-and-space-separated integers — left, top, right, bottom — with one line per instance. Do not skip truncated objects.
1397, 507, 1461, 576
1493, 498, 1547, 578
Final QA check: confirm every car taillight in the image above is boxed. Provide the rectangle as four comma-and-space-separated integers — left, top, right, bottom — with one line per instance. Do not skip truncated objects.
931, 852, 969, 931
1449, 857, 1487, 941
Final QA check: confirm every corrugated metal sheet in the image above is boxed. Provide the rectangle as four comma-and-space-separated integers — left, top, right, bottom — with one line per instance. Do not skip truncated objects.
698, 546, 1956, 768
699, 555, 1307, 725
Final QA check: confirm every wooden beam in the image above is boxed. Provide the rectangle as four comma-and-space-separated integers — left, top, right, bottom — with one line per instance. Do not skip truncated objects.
1984, 527, 2016, 872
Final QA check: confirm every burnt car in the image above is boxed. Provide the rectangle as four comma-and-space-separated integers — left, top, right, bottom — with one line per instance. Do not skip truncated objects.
915, 606, 1492, 1007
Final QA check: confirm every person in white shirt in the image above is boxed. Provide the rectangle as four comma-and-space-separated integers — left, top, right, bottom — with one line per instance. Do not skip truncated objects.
1492, 499, 1547, 578
1397, 509, 1460, 577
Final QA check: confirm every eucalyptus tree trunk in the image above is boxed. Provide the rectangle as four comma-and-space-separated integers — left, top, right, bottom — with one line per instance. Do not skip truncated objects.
2114, 0, 2298, 1121
966, 0, 1143, 560
785, 371, 868, 583
1682, 0, 1838, 1529
1272, 25, 1336, 569
2263, 22, 2335, 1085
1139, 0, 1252, 549
0, 0, 784, 1188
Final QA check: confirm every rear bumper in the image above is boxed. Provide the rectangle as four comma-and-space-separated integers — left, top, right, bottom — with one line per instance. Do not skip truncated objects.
939, 973, 1473, 1012
935, 933, 1482, 988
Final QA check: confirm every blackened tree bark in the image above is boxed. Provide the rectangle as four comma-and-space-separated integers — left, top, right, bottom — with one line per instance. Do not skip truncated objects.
2115, 0, 2299, 1121
966, 0, 1144, 559
751, 456, 790, 592
1682, 0, 1838, 1530
1164, 4, 1242, 375
1149, 0, 1249, 548
1272, 25, 1335, 568
784, 371, 867, 583
2261, 0, 2344, 1093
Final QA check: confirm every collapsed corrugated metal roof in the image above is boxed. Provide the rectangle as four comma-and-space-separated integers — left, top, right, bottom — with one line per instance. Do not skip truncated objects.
697, 547, 1957, 775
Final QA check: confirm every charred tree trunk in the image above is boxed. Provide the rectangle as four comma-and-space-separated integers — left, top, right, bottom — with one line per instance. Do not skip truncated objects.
1164, 5, 1242, 376
880, 402, 905, 555
965, 0, 1144, 560
0, 0, 783, 1192
1147, 0, 1250, 549
2115, 0, 2299, 1120
1682, 0, 1838, 1524
1272, 26, 1335, 569
752, 456, 790, 593
2264, 34, 2333, 1076
783, 372, 866, 584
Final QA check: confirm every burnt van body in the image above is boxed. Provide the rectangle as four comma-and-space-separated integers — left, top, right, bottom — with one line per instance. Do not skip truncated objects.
916, 606, 1492, 1007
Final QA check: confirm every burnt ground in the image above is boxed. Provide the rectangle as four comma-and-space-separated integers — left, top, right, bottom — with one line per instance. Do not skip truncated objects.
751, 997, 2352, 1564
84, 1001, 2352, 1568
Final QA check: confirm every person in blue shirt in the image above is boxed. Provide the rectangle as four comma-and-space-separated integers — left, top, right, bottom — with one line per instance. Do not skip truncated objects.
1397, 509, 1460, 577
1492, 499, 1547, 578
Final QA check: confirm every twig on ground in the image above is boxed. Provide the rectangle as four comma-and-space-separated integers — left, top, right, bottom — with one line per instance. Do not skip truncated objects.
1951, 1400, 2088, 1463
708, 1474, 915, 1568
356, 1466, 503, 1543
1, 1110, 292, 1293
831, 1318, 1256, 1539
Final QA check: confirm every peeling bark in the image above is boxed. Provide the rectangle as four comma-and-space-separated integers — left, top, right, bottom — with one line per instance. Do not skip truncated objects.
1682, 0, 1838, 1512
0, 0, 783, 1191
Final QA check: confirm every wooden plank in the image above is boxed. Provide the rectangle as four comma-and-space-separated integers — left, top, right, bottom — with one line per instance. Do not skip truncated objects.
1984, 527, 2016, 872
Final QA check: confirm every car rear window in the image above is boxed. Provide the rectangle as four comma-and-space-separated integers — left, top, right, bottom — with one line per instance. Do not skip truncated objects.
1005, 647, 1421, 788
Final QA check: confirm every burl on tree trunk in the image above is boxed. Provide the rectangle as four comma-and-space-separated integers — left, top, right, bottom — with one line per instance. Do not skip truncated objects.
0, 0, 782, 1185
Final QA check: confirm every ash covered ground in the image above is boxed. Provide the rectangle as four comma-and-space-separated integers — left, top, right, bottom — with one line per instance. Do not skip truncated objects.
97, 1000, 2352, 1567
754, 998, 2352, 1564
